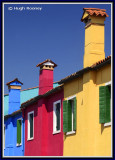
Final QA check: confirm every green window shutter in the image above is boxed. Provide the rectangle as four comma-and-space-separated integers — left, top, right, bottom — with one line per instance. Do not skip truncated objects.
73, 97, 77, 131
105, 86, 111, 123
30, 114, 33, 138
99, 86, 111, 123
17, 120, 21, 144
63, 100, 68, 132
56, 103, 60, 131
68, 100, 72, 132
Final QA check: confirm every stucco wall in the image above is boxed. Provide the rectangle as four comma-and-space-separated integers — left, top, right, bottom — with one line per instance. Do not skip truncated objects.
4, 113, 24, 156
63, 64, 111, 156
4, 83, 59, 116
24, 89, 64, 156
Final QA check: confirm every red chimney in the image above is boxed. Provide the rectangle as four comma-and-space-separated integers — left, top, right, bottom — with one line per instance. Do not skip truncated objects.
36, 59, 57, 95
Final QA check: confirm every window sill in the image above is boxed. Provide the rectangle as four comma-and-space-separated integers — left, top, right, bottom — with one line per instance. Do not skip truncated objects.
66, 131, 76, 135
104, 122, 111, 127
27, 137, 34, 141
16, 143, 22, 147
53, 130, 61, 135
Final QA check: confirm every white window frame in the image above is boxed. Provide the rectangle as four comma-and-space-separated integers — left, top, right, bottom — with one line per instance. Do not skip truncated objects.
66, 95, 76, 135
28, 111, 34, 141
104, 81, 111, 127
53, 100, 61, 134
4, 124, 5, 149
16, 118, 22, 146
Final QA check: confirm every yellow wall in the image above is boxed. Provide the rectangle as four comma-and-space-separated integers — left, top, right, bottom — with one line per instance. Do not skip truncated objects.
84, 16, 105, 68
63, 64, 111, 156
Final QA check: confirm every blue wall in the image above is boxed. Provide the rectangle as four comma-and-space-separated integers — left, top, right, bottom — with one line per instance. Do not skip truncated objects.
4, 83, 59, 116
8, 80, 22, 114
4, 82, 59, 156
4, 113, 25, 156
9, 89, 21, 114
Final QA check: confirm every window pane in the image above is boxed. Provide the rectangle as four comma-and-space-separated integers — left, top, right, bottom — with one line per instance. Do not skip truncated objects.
30, 113, 33, 138
56, 103, 60, 131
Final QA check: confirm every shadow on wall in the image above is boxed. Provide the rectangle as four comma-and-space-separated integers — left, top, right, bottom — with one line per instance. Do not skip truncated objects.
95, 64, 111, 86
101, 124, 111, 134
24, 102, 38, 121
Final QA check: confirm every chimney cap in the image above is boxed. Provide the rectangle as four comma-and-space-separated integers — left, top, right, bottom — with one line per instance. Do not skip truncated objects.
81, 8, 109, 22
36, 59, 57, 68
6, 78, 23, 86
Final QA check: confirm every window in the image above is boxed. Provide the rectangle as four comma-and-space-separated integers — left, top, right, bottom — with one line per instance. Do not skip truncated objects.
28, 111, 34, 140
17, 118, 22, 146
63, 96, 77, 135
53, 100, 61, 134
4, 125, 5, 149
99, 82, 111, 126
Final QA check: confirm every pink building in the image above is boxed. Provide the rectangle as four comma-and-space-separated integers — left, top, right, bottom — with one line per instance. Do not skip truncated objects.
21, 59, 64, 156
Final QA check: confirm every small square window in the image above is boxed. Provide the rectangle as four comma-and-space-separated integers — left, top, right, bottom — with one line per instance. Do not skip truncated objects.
53, 100, 61, 134
63, 95, 77, 135
28, 111, 34, 140
17, 118, 22, 146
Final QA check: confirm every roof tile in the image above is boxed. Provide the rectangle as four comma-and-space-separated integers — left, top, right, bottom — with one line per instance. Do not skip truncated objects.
6, 78, 23, 86
59, 56, 111, 84
84, 8, 109, 17
36, 59, 57, 67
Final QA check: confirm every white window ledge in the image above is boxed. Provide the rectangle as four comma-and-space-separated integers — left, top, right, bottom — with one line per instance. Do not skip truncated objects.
53, 130, 61, 135
104, 122, 111, 127
16, 143, 22, 147
66, 131, 76, 135
27, 137, 34, 141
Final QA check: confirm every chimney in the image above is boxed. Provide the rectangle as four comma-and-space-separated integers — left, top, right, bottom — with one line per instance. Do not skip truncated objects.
6, 78, 23, 114
81, 8, 109, 68
36, 59, 57, 95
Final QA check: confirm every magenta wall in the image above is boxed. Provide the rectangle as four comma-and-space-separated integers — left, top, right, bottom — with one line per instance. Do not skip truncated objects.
24, 89, 64, 156
45, 90, 64, 156
39, 69, 53, 95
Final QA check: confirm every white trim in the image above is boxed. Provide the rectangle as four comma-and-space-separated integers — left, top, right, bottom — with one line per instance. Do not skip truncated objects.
105, 81, 111, 86
43, 62, 54, 66
53, 100, 61, 134
16, 143, 22, 147
104, 122, 111, 127
53, 130, 61, 135
66, 131, 76, 135
66, 96, 76, 135
67, 95, 76, 101
28, 111, 34, 141
16, 118, 22, 146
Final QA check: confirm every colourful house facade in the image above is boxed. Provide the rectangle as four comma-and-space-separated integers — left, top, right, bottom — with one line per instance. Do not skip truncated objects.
4, 79, 25, 156
4, 77, 59, 156
21, 59, 64, 156
4, 112, 25, 156
4, 7, 111, 157
4, 82, 59, 116
58, 8, 111, 156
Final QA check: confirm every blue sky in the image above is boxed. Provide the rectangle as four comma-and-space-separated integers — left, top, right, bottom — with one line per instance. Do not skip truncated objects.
4, 3, 112, 94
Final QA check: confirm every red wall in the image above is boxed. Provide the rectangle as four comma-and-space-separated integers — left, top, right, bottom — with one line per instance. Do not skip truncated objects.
24, 89, 64, 156
39, 69, 53, 95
